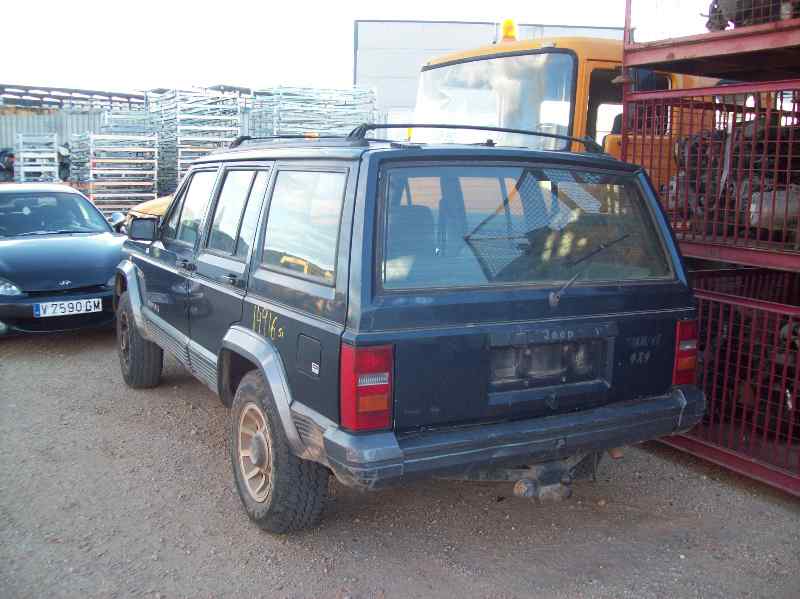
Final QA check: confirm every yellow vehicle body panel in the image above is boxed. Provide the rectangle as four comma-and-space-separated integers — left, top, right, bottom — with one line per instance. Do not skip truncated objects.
127, 195, 173, 220
425, 37, 623, 69
423, 36, 713, 169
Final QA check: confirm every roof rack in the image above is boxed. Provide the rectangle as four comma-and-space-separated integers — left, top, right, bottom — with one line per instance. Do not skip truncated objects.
230, 134, 354, 148
347, 123, 605, 153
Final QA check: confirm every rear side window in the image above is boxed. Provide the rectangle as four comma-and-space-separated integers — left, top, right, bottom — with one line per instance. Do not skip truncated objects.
176, 171, 217, 245
381, 165, 672, 290
262, 171, 346, 284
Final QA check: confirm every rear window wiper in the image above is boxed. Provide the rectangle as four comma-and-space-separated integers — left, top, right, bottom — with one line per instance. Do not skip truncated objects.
567, 232, 631, 269
548, 233, 631, 308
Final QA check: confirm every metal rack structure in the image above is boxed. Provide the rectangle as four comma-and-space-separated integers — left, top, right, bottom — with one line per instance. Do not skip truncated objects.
672, 268, 800, 494
1, 83, 146, 110
70, 131, 158, 214
623, 0, 800, 495
150, 90, 241, 194
623, 80, 800, 270
14, 133, 59, 182
624, 0, 800, 80
99, 110, 156, 135
246, 87, 378, 137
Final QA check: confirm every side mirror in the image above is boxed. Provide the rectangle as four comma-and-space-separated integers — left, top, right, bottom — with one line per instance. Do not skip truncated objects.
128, 217, 158, 242
108, 211, 126, 233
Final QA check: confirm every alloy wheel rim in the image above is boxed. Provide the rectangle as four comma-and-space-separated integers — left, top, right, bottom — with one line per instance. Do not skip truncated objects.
119, 311, 130, 370
238, 403, 272, 503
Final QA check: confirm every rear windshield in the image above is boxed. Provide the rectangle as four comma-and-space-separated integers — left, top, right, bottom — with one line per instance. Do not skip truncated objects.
380, 165, 672, 290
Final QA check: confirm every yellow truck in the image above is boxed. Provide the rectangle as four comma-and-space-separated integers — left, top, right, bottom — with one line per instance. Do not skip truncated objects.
413, 22, 707, 157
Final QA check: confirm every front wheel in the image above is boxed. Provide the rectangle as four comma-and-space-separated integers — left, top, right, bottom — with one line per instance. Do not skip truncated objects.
116, 291, 163, 388
230, 370, 329, 533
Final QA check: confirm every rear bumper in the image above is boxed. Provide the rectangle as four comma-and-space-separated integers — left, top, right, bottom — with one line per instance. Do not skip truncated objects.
302, 386, 704, 490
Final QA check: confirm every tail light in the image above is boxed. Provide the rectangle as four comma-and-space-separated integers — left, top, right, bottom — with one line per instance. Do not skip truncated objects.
672, 319, 698, 386
340, 344, 393, 432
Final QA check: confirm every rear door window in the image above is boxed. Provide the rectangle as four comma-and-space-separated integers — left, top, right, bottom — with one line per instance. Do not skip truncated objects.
381, 164, 672, 290
262, 170, 347, 284
207, 170, 255, 254
235, 171, 270, 259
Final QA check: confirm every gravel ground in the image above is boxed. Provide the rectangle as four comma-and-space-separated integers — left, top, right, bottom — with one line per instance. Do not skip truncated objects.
1, 329, 799, 599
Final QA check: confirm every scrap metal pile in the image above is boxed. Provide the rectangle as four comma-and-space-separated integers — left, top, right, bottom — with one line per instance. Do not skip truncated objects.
247, 87, 378, 137
14, 134, 60, 183
150, 90, 241, 194
670, 110, 800, 246
70, 111, 158, 214
706, 0, 800, 31
622, 84, 800, 251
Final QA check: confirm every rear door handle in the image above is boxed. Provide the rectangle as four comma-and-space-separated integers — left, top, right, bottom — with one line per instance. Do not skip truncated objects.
177, 259, 196, 272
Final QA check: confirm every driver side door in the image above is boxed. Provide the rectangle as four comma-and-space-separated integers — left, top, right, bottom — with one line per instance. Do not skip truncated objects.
133, 168, 219, 365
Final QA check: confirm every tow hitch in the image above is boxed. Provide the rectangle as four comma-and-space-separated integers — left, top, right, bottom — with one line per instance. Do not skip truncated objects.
436, 452, 602, 502
513, 477, 573, 502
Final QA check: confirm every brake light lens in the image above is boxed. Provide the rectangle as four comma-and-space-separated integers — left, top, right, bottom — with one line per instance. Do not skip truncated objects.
672, 319, 698, 386
340, 344, 393, 432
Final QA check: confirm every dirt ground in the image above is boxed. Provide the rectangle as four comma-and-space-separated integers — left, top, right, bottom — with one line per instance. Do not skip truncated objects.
1, 329, 799, 599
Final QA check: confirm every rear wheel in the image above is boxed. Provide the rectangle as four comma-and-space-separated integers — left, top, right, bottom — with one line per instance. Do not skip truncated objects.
116, 291, 163, 388
230, 370, 329, 533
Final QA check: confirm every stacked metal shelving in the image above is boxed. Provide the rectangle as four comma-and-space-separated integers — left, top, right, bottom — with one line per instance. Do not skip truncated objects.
623, 0, 800, 496
70, 110, 158, 214
100, 110, 156, 135
247, 87, 377, 137
151, 90, 241, 194
14, 134, 60, 182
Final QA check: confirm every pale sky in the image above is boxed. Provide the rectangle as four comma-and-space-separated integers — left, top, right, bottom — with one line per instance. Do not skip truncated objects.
5, 0, 707, 93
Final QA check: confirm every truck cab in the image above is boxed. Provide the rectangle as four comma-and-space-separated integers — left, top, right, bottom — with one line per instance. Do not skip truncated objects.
414, 33, 705, 156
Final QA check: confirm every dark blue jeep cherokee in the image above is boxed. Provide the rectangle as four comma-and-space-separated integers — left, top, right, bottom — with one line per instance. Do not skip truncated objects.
115, 125, 705, 533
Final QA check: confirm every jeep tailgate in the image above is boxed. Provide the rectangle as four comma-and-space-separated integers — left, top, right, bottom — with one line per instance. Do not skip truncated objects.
384, 285, 692, 431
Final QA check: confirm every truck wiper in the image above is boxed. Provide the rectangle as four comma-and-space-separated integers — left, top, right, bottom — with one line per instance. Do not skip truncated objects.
548, 233, 631, 308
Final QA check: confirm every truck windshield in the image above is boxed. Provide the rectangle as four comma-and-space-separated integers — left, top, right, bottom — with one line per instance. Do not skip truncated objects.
414, 51, 576, 149
380, 165, 672, 290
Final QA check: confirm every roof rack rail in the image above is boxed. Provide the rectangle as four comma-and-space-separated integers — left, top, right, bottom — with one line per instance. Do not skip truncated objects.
229, 134, 365, 148
228, 133, 367, 149
346, 123, 604, 154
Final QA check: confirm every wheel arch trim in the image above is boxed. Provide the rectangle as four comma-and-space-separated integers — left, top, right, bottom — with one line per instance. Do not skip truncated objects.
115, 259, 148, 336
219, 325, 305, 455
